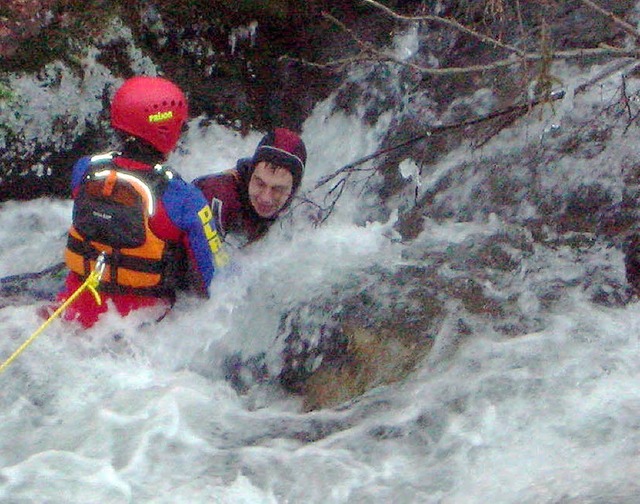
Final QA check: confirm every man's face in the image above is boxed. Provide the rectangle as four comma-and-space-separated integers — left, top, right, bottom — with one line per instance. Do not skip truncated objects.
248, 162, 294, 218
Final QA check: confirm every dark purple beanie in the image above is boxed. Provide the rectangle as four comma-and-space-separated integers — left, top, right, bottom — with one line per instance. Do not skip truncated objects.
252, 128, 306, 191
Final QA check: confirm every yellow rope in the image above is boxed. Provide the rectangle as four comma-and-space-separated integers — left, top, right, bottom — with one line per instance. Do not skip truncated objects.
0, 254, 106, 375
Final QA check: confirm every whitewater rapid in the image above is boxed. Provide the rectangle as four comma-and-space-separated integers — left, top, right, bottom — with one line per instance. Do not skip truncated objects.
3, 29, 640, 504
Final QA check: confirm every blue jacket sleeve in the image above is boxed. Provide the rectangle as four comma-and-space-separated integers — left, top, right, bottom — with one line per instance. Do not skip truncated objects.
162, 177, 218, 296
70, 156, 92, 193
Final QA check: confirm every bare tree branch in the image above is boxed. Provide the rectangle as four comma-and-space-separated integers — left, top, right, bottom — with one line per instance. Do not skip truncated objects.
579, 0, 640, 42
313, 88, 565, 192
283, 41, 640, 77
362, 0, 524, 55
290, 1, 640, 225
282, 11, 640, 77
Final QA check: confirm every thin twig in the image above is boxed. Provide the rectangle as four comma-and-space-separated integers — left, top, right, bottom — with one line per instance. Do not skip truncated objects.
574, 60, 640, 95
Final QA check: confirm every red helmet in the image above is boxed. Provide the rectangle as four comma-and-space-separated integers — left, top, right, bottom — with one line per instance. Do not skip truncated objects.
110, 76, 188, 155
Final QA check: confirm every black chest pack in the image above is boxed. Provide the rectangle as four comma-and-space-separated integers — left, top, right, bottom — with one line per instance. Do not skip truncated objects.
72, 152, 173, 249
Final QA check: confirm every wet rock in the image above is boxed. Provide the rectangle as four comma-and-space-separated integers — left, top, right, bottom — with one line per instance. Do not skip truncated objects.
0, 0, 56, 59
273, 266, 444, 410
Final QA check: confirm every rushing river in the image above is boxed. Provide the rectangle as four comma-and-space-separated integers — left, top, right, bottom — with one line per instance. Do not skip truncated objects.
3, 28, 640, 503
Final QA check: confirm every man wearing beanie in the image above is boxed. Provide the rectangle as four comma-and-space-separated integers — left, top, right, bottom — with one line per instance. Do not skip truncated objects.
193, 128, 306, 247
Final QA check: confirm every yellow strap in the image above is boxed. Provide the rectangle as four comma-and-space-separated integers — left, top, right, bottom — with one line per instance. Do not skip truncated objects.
0, 259, 105, 375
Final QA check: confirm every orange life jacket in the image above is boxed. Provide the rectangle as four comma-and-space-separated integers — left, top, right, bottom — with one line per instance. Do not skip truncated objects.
64, 153, 181, 297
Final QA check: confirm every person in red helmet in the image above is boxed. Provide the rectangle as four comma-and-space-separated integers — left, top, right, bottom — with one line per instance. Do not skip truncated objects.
193, 128, 306, 247
54, 75, 226, 328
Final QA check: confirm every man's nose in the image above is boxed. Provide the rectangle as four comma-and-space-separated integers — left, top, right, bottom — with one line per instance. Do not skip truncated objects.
258, 188, 274, 202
